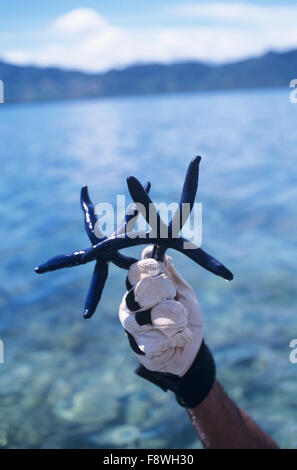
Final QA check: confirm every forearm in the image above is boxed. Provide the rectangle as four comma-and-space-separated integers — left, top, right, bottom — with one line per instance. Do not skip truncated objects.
187, 380, 279, 449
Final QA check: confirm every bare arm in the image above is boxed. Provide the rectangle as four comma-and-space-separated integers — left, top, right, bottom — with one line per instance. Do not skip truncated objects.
187, 380, 279, 449
119, 253, 278, 449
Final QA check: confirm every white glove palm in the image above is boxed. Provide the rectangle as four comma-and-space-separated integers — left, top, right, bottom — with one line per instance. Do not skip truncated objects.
119, 246, 203, 377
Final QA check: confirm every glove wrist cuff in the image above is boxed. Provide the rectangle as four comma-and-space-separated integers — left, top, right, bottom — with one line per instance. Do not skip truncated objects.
175, 340, 216, 408
135, 340, 216, 409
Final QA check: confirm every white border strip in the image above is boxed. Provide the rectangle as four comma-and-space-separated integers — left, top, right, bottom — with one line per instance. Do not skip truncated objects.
0, 340, 4, 363
0, 80, 3, 103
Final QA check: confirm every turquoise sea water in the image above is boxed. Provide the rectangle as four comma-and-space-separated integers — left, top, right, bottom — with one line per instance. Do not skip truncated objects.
0, 87, 296, 448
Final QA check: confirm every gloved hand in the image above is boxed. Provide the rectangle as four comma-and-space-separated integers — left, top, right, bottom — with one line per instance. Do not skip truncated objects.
119, 246, 216, 408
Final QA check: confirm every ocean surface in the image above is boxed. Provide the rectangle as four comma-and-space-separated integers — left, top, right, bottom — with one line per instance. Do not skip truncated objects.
0, 87, 296, 449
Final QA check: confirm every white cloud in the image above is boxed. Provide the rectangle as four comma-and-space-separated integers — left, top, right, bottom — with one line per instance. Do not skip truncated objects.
51, 8, 108, 36
3, 4, 297, 72
175, 2, 297, 26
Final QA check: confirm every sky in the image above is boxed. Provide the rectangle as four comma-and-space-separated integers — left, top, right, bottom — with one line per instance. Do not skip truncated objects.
1, 0, 297, 72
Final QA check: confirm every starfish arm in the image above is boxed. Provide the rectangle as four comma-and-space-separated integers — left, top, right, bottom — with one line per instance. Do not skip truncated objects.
83, 182, 150, 317
143, 181, 151, 193
126, 176, 168, 238
107, 180, 151, 268
82, 231, 158, 262
112, 180, 151, 237
80, 186, 105, 244
173, 238, 233, 281
83, 260, 109, 319
155, 156, 201, 261
34, 250, 87, 273
80, 182, 148, 270
170, 156, 201, 232
82, 232, 233, 281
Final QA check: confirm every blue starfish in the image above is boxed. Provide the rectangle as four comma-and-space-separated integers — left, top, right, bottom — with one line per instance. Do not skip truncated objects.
35, 157, 233, 319
35, 182, 151, 318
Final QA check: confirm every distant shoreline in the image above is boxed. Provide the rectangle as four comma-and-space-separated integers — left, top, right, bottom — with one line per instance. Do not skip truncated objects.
0, 48, 296, 104
0, 85, 289, 109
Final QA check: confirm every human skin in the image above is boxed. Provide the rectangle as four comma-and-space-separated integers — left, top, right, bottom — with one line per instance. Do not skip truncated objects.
187, 380, 279, 449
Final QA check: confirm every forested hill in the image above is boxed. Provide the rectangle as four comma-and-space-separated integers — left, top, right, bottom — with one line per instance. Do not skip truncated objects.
0, 49, 296, 103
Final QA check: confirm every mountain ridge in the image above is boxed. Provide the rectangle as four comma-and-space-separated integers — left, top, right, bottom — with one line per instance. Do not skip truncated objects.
0, 48, 296, 103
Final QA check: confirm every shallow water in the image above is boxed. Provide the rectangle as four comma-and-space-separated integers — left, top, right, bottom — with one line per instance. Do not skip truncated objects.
0, 87, 296, 448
